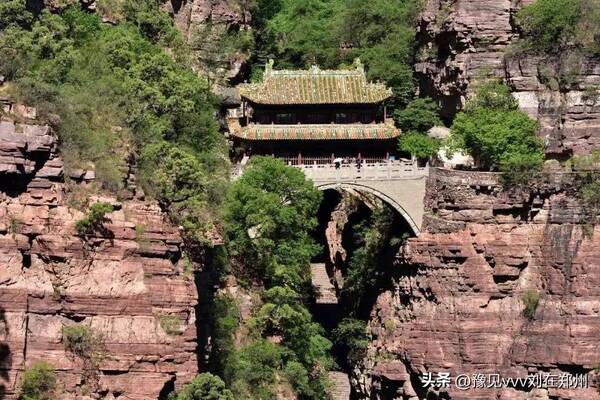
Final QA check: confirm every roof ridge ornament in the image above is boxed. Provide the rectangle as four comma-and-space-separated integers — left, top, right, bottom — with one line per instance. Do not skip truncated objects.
353, 58, 364, 73
265, 59, 274, 76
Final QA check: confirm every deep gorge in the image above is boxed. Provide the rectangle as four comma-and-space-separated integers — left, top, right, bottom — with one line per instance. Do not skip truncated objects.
0, 0, 599, 399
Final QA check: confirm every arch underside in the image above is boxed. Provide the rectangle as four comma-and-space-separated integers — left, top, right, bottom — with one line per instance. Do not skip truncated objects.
317, 182, 421, 235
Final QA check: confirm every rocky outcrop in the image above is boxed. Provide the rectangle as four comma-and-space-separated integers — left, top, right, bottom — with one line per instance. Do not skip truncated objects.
360, 168, 600, 399
416, 0, 600, 157
0, 115, 199, 399
164, 0, 250, 84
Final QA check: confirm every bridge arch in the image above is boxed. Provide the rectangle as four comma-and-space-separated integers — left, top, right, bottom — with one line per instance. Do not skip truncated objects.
316, 182, 422, 235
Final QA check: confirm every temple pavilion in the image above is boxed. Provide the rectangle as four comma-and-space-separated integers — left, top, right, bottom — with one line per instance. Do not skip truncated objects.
227, 59, 401, 163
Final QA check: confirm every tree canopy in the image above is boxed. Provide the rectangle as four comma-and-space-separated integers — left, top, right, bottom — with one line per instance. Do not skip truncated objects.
222, 157, 331, 399
0, 5, 227, 244
449, 80, 544, 171
249, 0, 422, 108
169, 373, 234, 400
516, 0, 600, 56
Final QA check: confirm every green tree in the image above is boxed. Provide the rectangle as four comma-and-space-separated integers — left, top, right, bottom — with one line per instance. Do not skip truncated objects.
225, 340, 290, 399
253, 292, 333, 368
225, 157, 321, 290
398, 131, 440, 159
394, 98, 442, 132
170, 373, 234, 400
338, 0, 421, 108
332, 318, 369, 365
19, 362, 58, 400
449, 81, 544, 171
75, 202, 114, 236
516, 0, 582, 54
0, 0, 34, 30
263, 0, 343, 68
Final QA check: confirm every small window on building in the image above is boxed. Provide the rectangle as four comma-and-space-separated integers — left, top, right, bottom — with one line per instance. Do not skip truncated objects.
306, 114, 326, 124
335, 113, 349, 123
276, 113, 294, 124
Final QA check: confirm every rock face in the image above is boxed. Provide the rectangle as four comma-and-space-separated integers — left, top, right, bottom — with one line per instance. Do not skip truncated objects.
165, 0, 250, 83
361, 168, 600, 400
0, 116, 199, 399
416, 0, 600, 157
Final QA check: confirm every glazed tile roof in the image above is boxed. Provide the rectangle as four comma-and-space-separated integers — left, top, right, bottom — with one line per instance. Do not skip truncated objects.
238, 59, 392, 105
231, 122, 400, 141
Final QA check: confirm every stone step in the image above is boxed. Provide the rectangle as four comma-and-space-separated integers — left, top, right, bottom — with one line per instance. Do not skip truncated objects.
311, 263, 338, 305
328, 371, 351, 400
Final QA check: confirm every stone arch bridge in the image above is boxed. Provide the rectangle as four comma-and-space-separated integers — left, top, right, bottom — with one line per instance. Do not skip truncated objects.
234, 159, 429, 234
299, 160, 428, 235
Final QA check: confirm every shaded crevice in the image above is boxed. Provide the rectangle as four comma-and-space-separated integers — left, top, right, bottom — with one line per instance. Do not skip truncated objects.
157, 375, 176, 400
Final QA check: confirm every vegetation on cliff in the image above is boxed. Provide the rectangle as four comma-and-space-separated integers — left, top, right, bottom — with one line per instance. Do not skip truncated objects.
19, 362, 58, 400
0, 2, 227, 244
396, 98, 443, 159
449, 80, 544, 173
516, 0, 600, 56
169, 373, 234, 400
75, 202, 114, 236
249, 0, 423, 109
513, 0, 600, 91
216, 157, 332, 399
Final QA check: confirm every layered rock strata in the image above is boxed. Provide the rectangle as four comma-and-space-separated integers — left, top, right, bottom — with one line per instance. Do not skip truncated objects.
417, 0, 600, 157
0, 116, 199, 399
361, 168, 600, 400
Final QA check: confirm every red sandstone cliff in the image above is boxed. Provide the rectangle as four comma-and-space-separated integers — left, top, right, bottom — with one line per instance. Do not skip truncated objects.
361, 168, 600, 400
0, 115, 199, 399
417, 0, 600, 157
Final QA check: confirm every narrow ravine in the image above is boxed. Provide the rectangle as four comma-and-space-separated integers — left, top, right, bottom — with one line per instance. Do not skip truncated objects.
309, 188, 416, 399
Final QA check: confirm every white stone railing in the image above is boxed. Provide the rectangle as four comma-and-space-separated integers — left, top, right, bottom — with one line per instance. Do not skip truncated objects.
297, 160, 428, 183
232, 158, 428, 182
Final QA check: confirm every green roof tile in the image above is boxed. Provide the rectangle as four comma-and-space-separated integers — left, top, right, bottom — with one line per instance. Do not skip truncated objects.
233, 123, 400, 141
237, 59, 392, 105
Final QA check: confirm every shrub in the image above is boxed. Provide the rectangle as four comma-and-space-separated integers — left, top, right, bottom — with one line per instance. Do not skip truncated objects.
466, 80, 519, 112
394, 98, 442, 132
19, 362, 58, 400
398, 131, 440, 159
169, 373, 234, 400
521, 289, 540, 319
499, 152, 544, 187
75, 202, 114, 236
516, 0, 581, 54
157, 314, 183, 336
580, 176, 600, 222
332, 318, 369, 365
62, 325, 103, 360
449, 81, 544, 171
